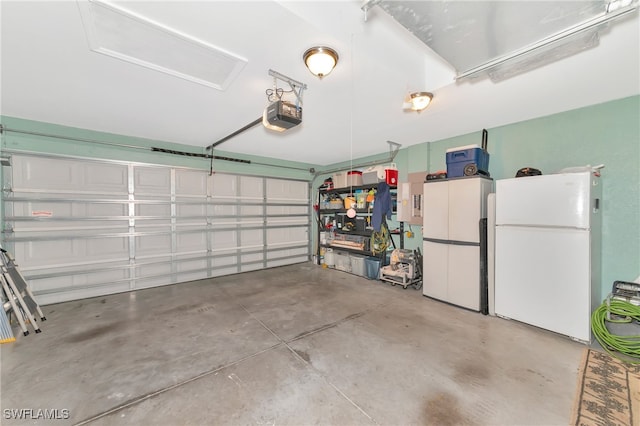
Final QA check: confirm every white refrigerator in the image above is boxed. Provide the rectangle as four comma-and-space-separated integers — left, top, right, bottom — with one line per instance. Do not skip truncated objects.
423, 176, 493, 311
494, 171, 601, 343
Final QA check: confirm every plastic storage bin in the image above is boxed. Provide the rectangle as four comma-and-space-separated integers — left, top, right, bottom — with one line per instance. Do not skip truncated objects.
362, 166, 385, 185
446, 144, 489, 178
364, 257, 381, 280
332, 172, 348, 188
346, 171, 363, 187
350, 254, 366, 277
334, 251, 351, 272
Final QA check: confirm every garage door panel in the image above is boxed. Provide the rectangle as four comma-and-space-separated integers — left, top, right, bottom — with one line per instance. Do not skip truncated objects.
137, 202, 170, 218
241, 253, 263, 263
212, 255, 238, 267
176, 203, 207, 220
210, 267, 238, 278
3, 155, 309, 303
175, 170, 208, 196
267, 219, 308, 227
12, 194, 127, 217
176, 232, 207, 253
175, 271, 208, 283
211, 174, 237, 197
135, 261, 172, 281
134, 167, 171, 195
240, 205, 263, 216
240, 176, 263, 198
212, 205, 236, 216
267, 247, 308, 259
15, 221, 128, 233
267, 258, 307, 268
267, 227, 307, 245
31, 268, 128, 291
13, 158, 128, 194
85, 237, 129, 258
15, 240, 78, 268
177, 258, 207, 272
13, 157, 79, 191
12, 200, 72, 218
135, 276, 174, 290
85, 202, 128, 217
240, 229, 262, 247
136, 234, 172, 257
210, 230, 237, 250
82, 163, 128, 193
16, 238, 128, 268
176, 259, 209, 282
267, 205, 308, 215
266, 179, 307, 201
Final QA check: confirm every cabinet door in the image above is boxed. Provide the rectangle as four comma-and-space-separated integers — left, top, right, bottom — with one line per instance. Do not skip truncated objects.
449, 178, 483, 243
423, 181, 449, 239
423, 240, 448, 300
448, 244, 480, 311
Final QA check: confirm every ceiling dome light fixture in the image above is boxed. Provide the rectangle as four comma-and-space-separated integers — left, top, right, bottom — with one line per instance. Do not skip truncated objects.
410, 92, 434, 112
303, 46, 339, 78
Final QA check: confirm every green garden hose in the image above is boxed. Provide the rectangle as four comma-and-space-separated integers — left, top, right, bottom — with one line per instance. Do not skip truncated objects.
591, 298, 640, 364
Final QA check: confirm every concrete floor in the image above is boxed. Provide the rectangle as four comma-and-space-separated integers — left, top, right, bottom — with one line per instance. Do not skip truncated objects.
1, 262, 585, 425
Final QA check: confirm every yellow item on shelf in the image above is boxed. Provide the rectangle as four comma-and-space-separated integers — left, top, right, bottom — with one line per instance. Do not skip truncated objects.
344, 196, 356, 209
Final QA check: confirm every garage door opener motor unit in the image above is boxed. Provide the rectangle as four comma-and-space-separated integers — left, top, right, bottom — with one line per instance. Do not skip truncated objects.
265, 100, 302, 130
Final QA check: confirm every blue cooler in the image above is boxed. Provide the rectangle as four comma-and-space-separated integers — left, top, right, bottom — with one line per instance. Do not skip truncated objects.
446, 144, 490, 178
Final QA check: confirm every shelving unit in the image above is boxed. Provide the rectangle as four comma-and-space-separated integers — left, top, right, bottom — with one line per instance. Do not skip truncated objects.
316, 183, 396, 278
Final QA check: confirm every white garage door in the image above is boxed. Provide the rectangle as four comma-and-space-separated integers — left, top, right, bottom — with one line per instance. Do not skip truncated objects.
1, 154, 310, 304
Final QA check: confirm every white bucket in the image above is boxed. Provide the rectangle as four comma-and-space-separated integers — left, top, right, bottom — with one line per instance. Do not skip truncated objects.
324, 248, 335, 266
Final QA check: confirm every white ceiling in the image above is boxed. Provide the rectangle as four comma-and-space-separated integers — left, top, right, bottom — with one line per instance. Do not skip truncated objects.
1, 1, 638, 166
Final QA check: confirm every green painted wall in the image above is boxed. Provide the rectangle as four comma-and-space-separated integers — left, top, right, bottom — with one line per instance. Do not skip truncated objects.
0, 116, 316, 180
387, 95, 640, 301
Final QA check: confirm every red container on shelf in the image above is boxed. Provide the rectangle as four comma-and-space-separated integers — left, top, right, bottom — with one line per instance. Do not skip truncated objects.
385, 164, 398, 186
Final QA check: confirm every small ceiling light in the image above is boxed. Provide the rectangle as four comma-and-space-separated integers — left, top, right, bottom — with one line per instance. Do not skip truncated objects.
410, 92, 433, 112
303, 46, 339, 78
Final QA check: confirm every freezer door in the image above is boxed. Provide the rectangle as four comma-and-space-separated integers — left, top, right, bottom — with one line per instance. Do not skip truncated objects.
495, 172, 593, 228
423, 240, 448, 300
423, 181, 449, 239
494, 226, 591, 342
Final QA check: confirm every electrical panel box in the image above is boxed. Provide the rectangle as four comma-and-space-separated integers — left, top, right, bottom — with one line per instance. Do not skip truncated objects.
397, 171, 427, 225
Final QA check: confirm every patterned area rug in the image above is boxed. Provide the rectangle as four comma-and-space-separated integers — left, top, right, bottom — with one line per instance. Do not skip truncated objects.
572, 349, 640, 426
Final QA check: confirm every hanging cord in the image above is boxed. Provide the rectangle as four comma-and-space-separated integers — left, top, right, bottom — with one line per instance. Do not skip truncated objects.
349, 32, 355, 199
591, 297, 640, 364
266, 87, 287, 103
